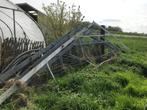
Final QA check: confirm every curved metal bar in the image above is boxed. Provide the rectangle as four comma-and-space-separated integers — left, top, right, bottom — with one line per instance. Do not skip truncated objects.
0, 19, 13, 38
1, 48, 40, 73
0, 27, 4, 41
0, 10, 29, 39
23, 10, 46, 44
0, 6, 22, 12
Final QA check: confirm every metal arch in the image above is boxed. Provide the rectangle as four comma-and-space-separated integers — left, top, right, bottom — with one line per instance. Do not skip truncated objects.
0, 6, 22, 12
24, 11, 46, 45
22, 9, 46, 44
0, 19, 13, 38
1, 49, 40, 74
0, 27, 4, 41
0, 10, 29, 39
0, 0, 24, 12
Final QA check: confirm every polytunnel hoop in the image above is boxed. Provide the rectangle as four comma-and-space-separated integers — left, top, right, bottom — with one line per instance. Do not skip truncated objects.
0, 10, 29, 39
0, 19, 13, 39
0, 6, 22, 12
0, 27, 4, 41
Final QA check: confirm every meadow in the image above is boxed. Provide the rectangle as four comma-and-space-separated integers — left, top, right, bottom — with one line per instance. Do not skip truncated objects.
1, 36, 147, 110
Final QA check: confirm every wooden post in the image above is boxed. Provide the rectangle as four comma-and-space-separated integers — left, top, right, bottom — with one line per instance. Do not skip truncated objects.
100, 25, 106, 55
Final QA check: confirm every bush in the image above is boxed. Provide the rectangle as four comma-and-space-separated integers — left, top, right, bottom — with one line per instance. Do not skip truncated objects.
39, 0, 84, 42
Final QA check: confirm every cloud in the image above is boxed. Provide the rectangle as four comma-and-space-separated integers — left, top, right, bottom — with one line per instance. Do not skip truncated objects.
101, 19, 121, 23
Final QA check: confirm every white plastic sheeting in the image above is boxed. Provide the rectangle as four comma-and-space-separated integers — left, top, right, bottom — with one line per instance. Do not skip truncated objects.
0, 0, 18, 9
0, 0, 45, 42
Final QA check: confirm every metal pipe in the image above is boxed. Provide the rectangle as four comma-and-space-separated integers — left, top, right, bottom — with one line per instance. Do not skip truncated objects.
0, 10, 29, 39
0, 27, 4, 41
0, 6, 22, 12
0, 19, 13, 38
13, 10, 16, 38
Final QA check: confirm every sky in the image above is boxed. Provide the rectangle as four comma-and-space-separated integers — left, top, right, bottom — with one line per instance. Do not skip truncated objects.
10, 0, 147, 33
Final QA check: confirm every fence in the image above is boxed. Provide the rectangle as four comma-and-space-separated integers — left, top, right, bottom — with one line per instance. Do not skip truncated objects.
0, 37, 44, 71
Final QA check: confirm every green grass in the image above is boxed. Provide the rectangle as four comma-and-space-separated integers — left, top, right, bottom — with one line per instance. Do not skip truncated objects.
1, 36, 147, 110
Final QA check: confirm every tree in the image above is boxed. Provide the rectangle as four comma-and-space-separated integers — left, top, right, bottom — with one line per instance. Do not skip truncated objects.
107, 26, 123, 33
39, 0, 84, 42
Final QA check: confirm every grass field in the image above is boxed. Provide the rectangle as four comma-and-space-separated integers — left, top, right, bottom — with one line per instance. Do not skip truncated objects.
1, 36, 147, 110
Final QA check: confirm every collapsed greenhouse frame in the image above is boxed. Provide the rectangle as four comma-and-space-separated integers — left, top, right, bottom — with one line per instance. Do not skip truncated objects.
0, 0, 128, 106
0, 22, 121, 105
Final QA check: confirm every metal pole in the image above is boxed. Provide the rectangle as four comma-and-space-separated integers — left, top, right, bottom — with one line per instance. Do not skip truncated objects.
47, 63, 56, 81
13, 10, 16, 38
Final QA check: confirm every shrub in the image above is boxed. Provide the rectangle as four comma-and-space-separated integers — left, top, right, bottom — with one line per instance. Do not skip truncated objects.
39, 0, 84, 42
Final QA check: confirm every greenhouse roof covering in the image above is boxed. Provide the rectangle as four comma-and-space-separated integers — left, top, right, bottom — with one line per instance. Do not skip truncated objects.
0, 0, 45, 42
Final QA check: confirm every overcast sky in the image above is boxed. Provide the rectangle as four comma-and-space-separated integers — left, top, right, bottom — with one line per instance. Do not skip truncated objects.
10, 0, 147, 33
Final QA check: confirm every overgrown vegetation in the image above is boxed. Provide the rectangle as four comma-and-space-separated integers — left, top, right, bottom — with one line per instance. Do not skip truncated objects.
39, 0, 84, 43
1, 36, 147, 110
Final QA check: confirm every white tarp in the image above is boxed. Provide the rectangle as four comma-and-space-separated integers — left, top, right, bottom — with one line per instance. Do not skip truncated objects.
0, 0, 45, 42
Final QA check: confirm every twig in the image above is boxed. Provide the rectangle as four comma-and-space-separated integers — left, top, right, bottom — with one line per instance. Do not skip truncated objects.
86, 52, 117, 69
96, 54, 117, 68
